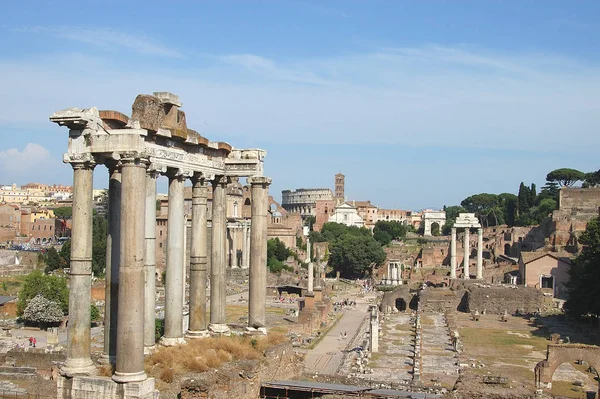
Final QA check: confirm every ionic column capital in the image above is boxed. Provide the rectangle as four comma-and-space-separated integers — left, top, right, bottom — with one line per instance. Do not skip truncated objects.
248, 176, 272, 187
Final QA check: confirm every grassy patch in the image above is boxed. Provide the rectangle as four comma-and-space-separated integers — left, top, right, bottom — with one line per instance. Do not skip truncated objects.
146, 333, 287, 382
550, 380, 587, 399
459, 327, 547, 353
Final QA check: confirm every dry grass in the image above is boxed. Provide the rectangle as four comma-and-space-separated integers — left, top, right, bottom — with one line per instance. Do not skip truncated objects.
146, 333, 288, 382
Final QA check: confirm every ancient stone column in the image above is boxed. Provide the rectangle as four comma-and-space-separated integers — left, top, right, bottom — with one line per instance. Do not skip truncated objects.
308, 262, 314, 293
450, 228, 457, 279
209, 175, 229, 333
463, 228, 470, 279
242, 223, 248, 269
187, 175, 209, 338
248, 176, 271, 330
161, 171, 186, 346
62, 161, 96, 377
476, 228, 483, 280
144, 170, 158, 353
113, 156, 148, 383
101, 165, 121, 365
306, 237, 311, 262
370, 305, 379, 352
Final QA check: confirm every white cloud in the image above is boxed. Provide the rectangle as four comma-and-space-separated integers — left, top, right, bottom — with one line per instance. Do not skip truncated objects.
18, 26, 182, 58
0, 143, 65, 183
0, 45, 598, 154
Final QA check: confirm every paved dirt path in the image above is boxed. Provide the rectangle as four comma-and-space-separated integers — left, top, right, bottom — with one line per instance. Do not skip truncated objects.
304, 289, 378, 376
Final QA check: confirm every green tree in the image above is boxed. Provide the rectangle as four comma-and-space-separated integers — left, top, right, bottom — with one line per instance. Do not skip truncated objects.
320, 222, 370, 242
328, 234, 386, 279
546, 168, 585, 187
17, 270, 69, 316
267, 238, 294, 274
460, 193, 500, 226
59, 240, 71, 265
517, 182, 531, 216
373, 221, 406, 242
308, 231, 326, 243
92, 213, 107, 277
43, 247, 66, 274
498, 193, 518, 226
373, 229, 392, 246
564, 217, 600, 318
583, 169, 600, 188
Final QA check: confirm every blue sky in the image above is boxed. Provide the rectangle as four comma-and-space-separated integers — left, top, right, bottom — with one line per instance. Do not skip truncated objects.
0, 1, 598, 210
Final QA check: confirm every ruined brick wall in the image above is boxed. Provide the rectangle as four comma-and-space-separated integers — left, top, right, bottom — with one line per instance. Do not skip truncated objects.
179, 342, 302, 399
419, 288, 463, 312
465, 286, 543, 314
550, 187, 600, 247
0, 349, 65, 369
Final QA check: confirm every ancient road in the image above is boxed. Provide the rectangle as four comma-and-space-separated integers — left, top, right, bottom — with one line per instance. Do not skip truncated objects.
303, 288, 378, 376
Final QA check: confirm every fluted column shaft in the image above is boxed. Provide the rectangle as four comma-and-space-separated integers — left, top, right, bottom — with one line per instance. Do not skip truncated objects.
162, 172, 186, 345
62, 162, 96, 376
101, 166, 121, 364
209, 176, 228, 332
476, 228, 483, 280
450, 228, 457, 279
144, 171, 158, 350
248, 176, 271, 329
113, 158, 147, 383
463, 228, 470, 279
188, 175, 209, 337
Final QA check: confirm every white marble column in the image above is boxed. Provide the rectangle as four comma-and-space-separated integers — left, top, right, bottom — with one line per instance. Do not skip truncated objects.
209, 175, 229, 333
463, 228, 470, 280
161, 171, 186, 346
113, 157, 148, 383
450, 228, 457, 279
370, 305, 379, 352
306, 237, 311, 262
144, 170, 158, 353
476, 228, 483, 280
101, 165, 120, 365
187, 175, 209, 338
248, 176, 271, 330
308, 262, 314, 293
62, 161, 96, 377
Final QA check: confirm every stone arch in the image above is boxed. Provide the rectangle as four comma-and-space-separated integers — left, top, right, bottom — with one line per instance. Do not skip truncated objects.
395, 298, 407, 312
245, 198, 251, 206
504, 243, 511, 256
535, 344, 600, 395
380, 286, 413, 313
430, 222, 440, 236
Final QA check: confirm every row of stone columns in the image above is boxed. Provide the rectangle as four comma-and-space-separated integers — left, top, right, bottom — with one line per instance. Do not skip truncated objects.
450, 227, 483, 280
63, 157, 271, 383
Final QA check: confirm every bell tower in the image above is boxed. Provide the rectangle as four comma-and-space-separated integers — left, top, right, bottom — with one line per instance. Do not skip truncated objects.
335, 173, 345, 205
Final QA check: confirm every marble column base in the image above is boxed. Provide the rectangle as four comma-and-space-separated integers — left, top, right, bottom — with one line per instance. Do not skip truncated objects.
61, 358, 97, 377
112, 370, 147, 383
143, 345, 156, 356
159, 336, 186, 347
186, 330, 210, 339
208, 323, 230, 335
245, 326, 267, 335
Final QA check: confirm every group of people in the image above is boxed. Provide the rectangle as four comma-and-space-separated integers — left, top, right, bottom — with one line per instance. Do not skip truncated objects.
28, 336, 37, 348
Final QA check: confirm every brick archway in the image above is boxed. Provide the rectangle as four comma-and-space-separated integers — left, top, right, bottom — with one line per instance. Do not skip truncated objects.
535, 344, 600, 394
